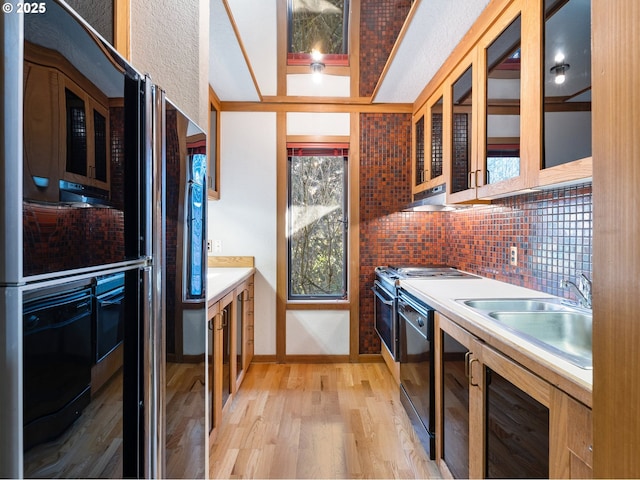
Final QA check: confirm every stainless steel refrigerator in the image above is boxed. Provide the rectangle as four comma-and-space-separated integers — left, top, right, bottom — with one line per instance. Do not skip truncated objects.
0, 1, 208, 477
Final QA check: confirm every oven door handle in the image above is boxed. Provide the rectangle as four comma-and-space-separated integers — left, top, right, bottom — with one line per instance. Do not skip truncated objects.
372, 285, 394, 306
99, 297, 124, 306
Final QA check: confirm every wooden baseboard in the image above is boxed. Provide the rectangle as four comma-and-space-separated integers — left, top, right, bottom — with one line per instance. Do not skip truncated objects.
252, 354, 278, 363
251, 354, 383, 364
358, 353, 384, 363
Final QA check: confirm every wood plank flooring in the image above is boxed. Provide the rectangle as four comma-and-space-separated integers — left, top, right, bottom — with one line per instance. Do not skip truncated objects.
209, 363, 442, 479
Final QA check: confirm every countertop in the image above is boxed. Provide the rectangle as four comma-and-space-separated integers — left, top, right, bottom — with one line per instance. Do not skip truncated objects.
400, 274, 593, 407
207, 267, 255, 305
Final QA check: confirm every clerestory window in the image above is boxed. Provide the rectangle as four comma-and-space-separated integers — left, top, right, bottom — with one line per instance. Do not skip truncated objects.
287, 0, 350, 66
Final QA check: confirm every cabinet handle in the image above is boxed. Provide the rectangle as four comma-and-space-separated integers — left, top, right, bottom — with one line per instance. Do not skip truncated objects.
469, 358, 480, 387
476, 169, 482, 188
464, 351, 472, 379
215, 312, 224, 330
207, 319, 214, 330
468, 171, 475, 189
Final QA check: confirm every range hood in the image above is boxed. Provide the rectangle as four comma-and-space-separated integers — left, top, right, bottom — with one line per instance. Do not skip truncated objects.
404, 184, 454, 211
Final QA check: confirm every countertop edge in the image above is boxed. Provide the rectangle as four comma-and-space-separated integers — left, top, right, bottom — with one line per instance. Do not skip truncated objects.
207, 267, 255, 306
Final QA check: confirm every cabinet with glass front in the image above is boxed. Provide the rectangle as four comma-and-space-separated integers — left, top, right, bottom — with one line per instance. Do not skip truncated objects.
415, 0, 591, 204
412, 87, 445, 194
538, 0, 592, 187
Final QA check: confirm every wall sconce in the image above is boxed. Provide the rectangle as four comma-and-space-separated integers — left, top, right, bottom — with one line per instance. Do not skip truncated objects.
310, 49, 325, 83
551, 53, 570, 85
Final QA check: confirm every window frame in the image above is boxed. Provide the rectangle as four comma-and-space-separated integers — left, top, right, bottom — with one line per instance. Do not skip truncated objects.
286, 142, 349, 301
286, 0, 350, 67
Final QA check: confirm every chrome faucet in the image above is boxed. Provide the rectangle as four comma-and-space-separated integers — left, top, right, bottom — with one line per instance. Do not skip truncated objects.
561, 273, 592, 309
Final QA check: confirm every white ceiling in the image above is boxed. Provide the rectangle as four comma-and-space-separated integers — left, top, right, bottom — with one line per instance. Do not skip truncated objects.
209, 0, 490, 104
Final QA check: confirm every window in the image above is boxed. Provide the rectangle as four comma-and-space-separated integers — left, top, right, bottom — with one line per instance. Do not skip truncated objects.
287, 143, 348, 300
287, 0, 350, 66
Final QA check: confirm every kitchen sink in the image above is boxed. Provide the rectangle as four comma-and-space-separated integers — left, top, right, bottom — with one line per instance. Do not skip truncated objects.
462, 298, 568, 312
488, 311, 592, 369
456, 298, 592, 369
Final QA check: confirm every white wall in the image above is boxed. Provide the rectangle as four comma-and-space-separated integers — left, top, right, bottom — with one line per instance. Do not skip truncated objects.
225, 0, 278, 96
287, 74, 350, 97
286, 311, 350, 355
209, 105, 353, 357
208, 112, 277, 355
130, 0, 209, 128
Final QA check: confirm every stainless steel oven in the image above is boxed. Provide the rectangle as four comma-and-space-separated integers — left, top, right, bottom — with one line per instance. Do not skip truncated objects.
372, 279, 397, 360
398, 288, 436, 459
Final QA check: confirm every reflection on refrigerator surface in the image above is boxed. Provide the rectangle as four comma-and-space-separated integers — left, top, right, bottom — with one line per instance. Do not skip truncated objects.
164, 101, 208, 479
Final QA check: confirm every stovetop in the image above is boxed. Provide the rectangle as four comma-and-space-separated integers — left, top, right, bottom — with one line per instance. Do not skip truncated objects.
375, 265, 478, 287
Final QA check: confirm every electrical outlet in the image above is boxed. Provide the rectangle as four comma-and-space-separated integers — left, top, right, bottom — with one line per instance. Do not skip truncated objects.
510, 246, 518, 266
214, 239, 222, 253
207, 240, 212, 253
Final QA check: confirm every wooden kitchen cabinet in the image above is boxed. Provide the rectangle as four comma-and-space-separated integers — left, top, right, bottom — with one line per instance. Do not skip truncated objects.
436, 312, 592, 479
537, 0, 592, 188
24, 44, 111, 195
413, 0, 591, 204
208, 291, 233, 432
207, 299, 220, 433
233, 277, 254, 388
412, 88, 446, 196
59, 76, 111, 191
207, 273, 255, 433
23, 62, 61, 202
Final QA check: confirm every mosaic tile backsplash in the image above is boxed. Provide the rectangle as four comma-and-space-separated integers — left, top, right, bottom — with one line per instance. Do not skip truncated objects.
358, 114, 593, 354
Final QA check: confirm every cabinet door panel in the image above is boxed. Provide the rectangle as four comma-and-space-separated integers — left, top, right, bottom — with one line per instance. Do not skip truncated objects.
485, 367, 549, 478
23, 63, 61, 202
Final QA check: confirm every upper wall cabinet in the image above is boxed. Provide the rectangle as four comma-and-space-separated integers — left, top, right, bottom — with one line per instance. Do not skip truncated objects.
412, 88, 445, 194
476, 8, 529, 199
446, 56, 478, 204
538, 0, 592, 187
208, 87, 221, 199
413, 0, 591, 204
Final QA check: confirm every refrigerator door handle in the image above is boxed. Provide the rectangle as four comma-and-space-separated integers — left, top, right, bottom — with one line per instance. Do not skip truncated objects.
145, 84, 166, 480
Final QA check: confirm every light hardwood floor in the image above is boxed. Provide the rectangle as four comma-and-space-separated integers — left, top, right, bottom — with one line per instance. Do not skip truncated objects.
209, 362, 442, 479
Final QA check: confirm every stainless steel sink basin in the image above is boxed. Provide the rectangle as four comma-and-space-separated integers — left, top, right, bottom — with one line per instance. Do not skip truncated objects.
462, 298, 567, 312
456, 298, 592, 369
488, 311, 592, 369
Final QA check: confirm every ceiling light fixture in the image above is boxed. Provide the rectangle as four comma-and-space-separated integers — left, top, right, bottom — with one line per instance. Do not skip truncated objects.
310, 49, 325, 83
550, 53, 570, 85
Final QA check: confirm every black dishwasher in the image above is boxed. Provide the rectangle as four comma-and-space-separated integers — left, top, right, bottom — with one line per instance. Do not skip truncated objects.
398, 288, 435, 459
23, 280, 93, 450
